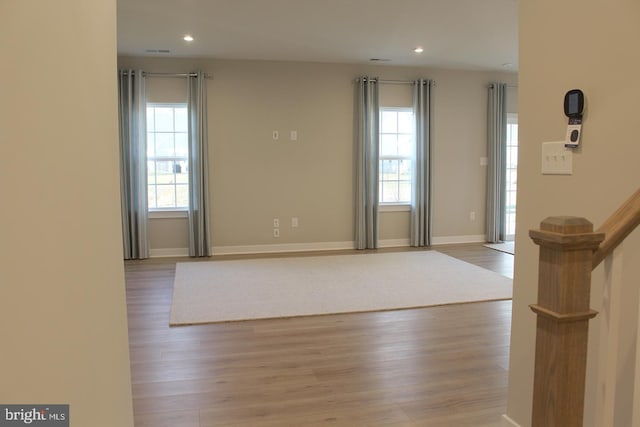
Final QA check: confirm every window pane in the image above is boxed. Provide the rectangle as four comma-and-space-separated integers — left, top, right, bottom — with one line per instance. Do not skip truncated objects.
381, 160, 399, 181
382, 181, 399, 203
380, 111, 397, 133
155, 133, 174, 156
399, 181, 411, 202
175, 161, 189, 183
146, 107, 155, 129
146, 133, 155, 157
380, 134, 398, 156
509, 147, 518, 166
397, 134, 413, 157
156, 161, 175, 184
175, 132, 188, 157
399, 159, 412, 181
154, 107, 174, 132
156, 185, 176, 208
148, 185, 157, 209
147, 160, 156, 185
398, 112, 413, 133
174, 108, 188, 132
507, 124, 518, 144
507, 193, 517, 208
176, 184, 189, 207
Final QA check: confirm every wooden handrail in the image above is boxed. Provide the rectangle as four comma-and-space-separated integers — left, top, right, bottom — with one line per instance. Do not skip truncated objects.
592, 188, 640, 269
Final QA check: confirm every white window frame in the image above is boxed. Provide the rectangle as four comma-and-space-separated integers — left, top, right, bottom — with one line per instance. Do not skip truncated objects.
379, 107, 414, 209
146, 103, 189, 213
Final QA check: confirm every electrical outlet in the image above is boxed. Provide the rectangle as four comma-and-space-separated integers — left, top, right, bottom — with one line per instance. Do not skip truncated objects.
272, 130, 279, 140
273, 218, 279, 228
290, 130, 298, 141
273, 228, 280, 238
470, 211, 476, 221
291, 217, 299, 228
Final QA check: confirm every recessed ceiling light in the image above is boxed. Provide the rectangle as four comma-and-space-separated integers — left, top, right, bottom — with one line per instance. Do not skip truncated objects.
183, 35, 194, 42
414, 47, 424, 53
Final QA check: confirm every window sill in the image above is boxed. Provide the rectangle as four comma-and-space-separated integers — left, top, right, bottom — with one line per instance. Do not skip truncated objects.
379, 204, 411, 212
149, 210, 188, 219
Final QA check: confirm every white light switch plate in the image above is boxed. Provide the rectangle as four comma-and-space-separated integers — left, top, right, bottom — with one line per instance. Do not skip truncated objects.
542, 141, 573, 175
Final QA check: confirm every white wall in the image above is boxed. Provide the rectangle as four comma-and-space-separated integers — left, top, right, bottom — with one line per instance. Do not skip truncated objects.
0, 1, 134, 426
118, 56, 517, 254
506, 0, 640, 425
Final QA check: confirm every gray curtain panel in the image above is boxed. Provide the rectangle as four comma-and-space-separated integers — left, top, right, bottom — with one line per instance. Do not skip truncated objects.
187, 72, 212, 257
410, 79, 433, 247
118, 69, 149, 260
486, 82, 507, 243
355, 77, 380, 250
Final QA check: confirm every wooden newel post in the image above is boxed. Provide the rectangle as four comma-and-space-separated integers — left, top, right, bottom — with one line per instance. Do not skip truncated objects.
529, 217, 605, 427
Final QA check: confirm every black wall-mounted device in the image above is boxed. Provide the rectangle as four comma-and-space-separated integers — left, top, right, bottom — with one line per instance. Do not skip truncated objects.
564, 89, 584, 119
564, 89, 585, 148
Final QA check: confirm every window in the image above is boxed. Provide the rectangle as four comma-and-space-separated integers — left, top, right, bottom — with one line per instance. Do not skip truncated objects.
147, 104, 189, 210
379, 108, 414, 204
505, 114, 518, 239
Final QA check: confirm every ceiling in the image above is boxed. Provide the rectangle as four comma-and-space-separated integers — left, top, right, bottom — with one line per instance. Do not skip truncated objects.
117, 0, 518, 72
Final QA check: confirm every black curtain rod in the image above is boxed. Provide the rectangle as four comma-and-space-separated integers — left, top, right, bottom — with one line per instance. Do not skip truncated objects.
356, 78, 437, 86
119, 70, 212, 79
144, 72, 212, 79
488, 83, 518, 89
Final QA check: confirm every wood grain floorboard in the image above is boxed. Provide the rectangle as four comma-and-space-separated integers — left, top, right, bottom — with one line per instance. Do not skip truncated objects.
125, 244, 513, 426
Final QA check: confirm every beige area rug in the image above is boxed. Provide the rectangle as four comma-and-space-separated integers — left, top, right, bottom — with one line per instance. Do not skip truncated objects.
169, 251, 513, 325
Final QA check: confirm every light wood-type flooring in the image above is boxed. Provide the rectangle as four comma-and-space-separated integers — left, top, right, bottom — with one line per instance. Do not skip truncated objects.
125, 244, 514, 426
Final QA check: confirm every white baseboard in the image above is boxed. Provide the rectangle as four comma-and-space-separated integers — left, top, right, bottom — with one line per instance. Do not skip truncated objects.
432, 234, 485, 245
148, 235, 485, 258
212, 241, 356, 256
378, 238, 410, 248
501, 414, 522, 427
149, 247, 190, 258
214, 239, 415, 255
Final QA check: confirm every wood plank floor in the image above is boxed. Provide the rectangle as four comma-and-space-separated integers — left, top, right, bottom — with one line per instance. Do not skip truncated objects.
125, 244, 513, 426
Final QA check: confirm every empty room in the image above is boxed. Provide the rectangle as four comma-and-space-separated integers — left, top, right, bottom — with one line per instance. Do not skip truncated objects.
117, 1, 517, 425
4, 1, 640, 427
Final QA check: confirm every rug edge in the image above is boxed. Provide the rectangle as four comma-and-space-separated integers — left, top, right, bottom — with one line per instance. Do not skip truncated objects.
169, 297, 512, 326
